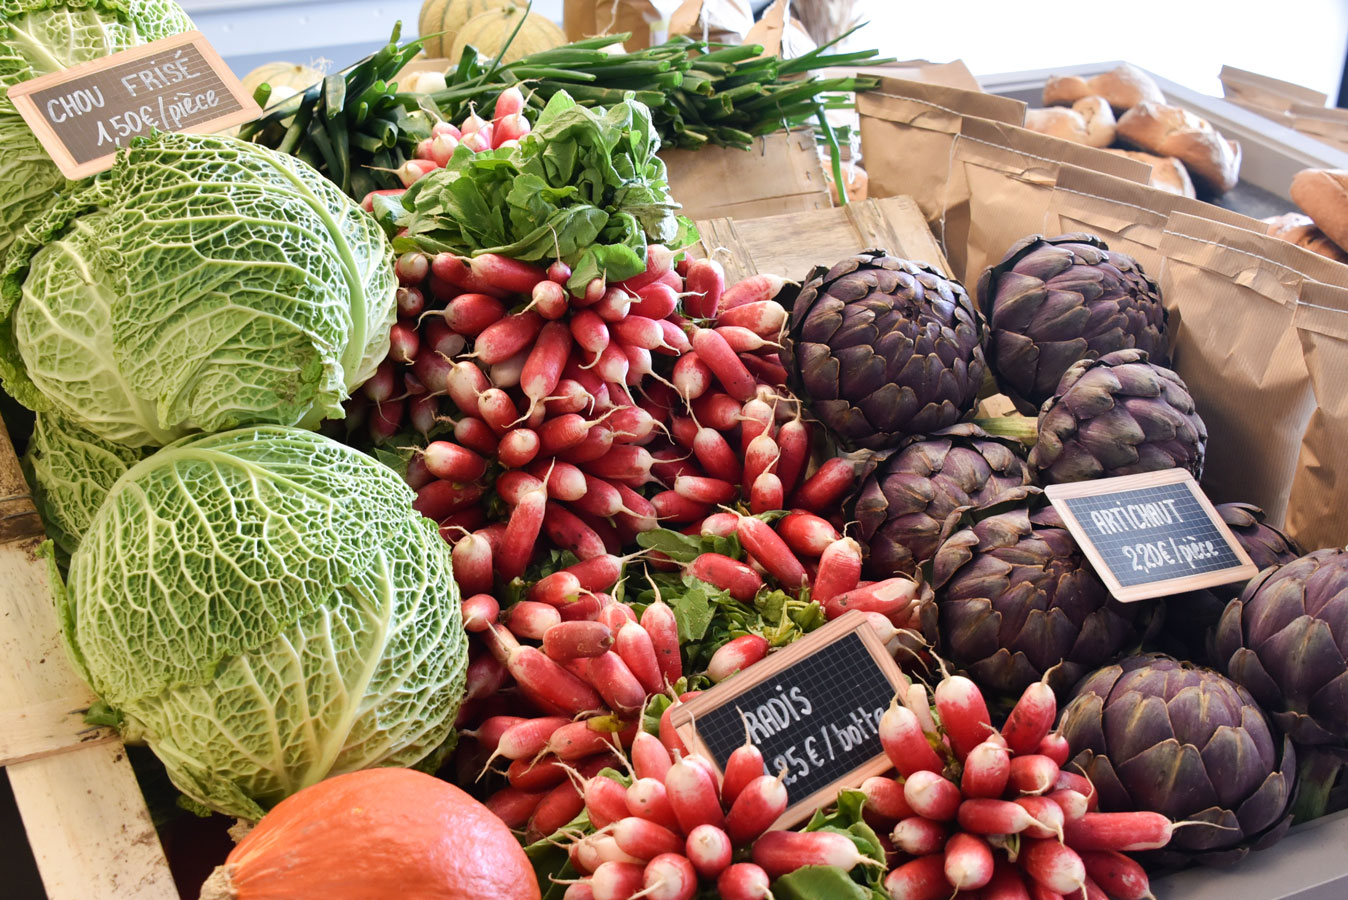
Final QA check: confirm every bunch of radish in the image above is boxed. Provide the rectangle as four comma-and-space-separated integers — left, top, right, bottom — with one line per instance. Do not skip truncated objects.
877, 671, 1160, 900
548, 723, 880, 900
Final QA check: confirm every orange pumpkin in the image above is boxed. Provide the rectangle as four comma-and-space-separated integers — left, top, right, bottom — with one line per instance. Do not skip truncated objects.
198, 768, 540, 900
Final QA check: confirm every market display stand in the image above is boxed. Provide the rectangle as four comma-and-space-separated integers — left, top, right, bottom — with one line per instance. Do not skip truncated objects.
0, 196, 944, 900
0, 420, 178, 897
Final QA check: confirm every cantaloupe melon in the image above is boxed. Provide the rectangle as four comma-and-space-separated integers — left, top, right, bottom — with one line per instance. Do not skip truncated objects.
450, 6, 565, 64
417, 0, 517, 59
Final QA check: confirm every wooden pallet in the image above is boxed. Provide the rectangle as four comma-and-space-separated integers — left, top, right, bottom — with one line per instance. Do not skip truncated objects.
0, 195, 945, 900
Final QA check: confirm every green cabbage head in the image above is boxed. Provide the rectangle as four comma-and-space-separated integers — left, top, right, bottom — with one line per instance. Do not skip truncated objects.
23, 409, 148, 558
55, 426, 467, 819
1, 131, 397, 447
0, 0, 195, 253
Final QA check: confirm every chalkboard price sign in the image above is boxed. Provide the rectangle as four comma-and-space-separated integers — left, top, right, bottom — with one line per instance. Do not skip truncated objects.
7, 31, 261, 179
668, 611, 908, 828
1046, 469, 1258, 602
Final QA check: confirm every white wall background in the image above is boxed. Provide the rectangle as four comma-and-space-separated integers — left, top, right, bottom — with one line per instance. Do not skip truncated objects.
182, 0, 1347, 105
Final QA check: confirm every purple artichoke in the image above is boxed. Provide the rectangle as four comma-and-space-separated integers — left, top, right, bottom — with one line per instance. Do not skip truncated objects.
978, 233, 1168, 414
1061, 654, 1296, 865
853, 424, 1033, 579
781, 249, 986, 452
1029, 349, 1206, 484
926, 487, 1141, 697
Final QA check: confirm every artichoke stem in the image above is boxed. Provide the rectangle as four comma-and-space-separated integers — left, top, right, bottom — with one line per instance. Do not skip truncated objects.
972, 415, 1038, 445
976, 367, 1000, 401
1291, 747, 1344, 822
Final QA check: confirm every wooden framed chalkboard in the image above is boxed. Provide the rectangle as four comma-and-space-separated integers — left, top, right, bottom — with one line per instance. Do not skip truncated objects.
1046, 469, 1258, 603
7, 31, 260, 180
668, 611, 909, 829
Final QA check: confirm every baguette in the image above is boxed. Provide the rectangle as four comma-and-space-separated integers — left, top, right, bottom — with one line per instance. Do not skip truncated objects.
1024, 97, 1116, 148
1116, 102, 1241, 194
1043, 64, 1165, 113
1262, 211, 1348, 263
1290, 169, 1348, 255
1104, 149, 1195, 198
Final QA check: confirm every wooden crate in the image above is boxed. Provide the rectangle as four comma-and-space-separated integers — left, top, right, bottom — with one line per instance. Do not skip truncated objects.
0, 195, 944, 900
691, 195, 952, 283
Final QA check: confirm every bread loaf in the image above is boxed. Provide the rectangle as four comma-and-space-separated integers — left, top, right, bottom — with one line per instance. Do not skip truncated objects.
1116, 102, 1241, 194
1043, 64, 1165, 113
1024, 97, 1116, 148
1104, 149, 1196, 198
1290, 169, 1348, 254
1263, 211, 1348, 263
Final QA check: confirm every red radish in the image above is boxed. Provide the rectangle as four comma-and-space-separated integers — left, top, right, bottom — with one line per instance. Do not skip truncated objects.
738, 398, 775, 447
725, 774, 788, 846
689, 327, 757, 401
486, 786, 546, 829
934, 675, 994, 761
700, 512, 740, 537
655, 319, 691, 356
463, 253, 546, 294
683, 259, 725, 317
734, 515, 807, 590
985, 860, 1034, 900
445, 361, 490, 417
739, 436, 779, 503
641, 601, 682, 684
715, 325, 777, 353
505, 644, 604, 715
494, 86, 525, 120
752, 830, 870, 879
497, 472, 545, 506
884, 853, 951, 900
594, 287, 634, 322
860, 776, 914, 821
748, 472, 783, 514
494, 716, 572, 761
890, 815, 947, 855
493, 112, 529, 146
423, 441, 487, 482
430, 133, 459, 165
720, 274, 785, 310
470, 311, 545, 365
611, 817, 683, 861
611, 315, 667, 351
1008, 755, 1059, 796
563, 554, 623, 593
571, 310, 611, 357
1047, 790, 1090, 821
362, 360, 397, 402
1062, 812, 1175, 852
442, 292, 508, 336
1017, 796, 1067, 840
362, 187, 407, 213
458, 110, 488, 135
777, 512, 842, 557
476, 388, 517, 434
465, 652, 508, 701
903, 770, 961, 821
490, 349, 529, 390
631, 732, 672, 781
792, 458, 856, 514
613, 485, 658, 533
590, 343, 631, 384
541, 413, 603, 455
530, 280, 570, 321
546, 380, 592, 417
658, 695, 697, 757
1022, 839, 1086, 894
584, 445, 653, 483
665, 754, 725, 834
432, 252, 510, 298
1002, 681, 1058, 756
585, 652, 647, 715
505, 600, 563, 640
707, 634, 769, 683
1079, 851, 1150, 900
396, 157, 438, 186
672, 353, 712, 400
530, 570, 584, 606
687, 553, 763, 602
739, 352, 786, 387
388, 322, 420, 364
717, 863, 772, 900
812, 538, 863, 604
961, 740, 1011, 799
774, 419, 810, 495
577, 277, 606, 305
546, 720, 622, 761
468, 715, 529, 753
588, 861, 645, 900
499, 480, 547, 579
397, 285, 425, 319
651, 490, 710, 523
615, 623, 663, 694
438, 507, 486, 536
629, 282, 679, 320
450, 418, 496, 460
640, 853, 697, 900
413, 480, 485, 520
945, 832, 995, 891
451, 534, 494, 596
431, 121, 461, 139
544, 259, 572, 286
598, 603, 638, 632
585, 775, 633, 830
498, 428, 541, 468
412, 342, 453, 395
626, 777, 680, 832
563, 885, 594, 900
543, 621, 614, 660
460, 592, 499, 632
368, 398, 404, 440
559, 593, 605, 623
957, 799, 1048, 836
685, 824, 732, 880
521, 321, 573, 406
483, 623, 520, 665
1037, 733, 1071, 767
408, 395, 440, 436
879, 702, 945, 777
507, 755, 569, 792
608, 405, 657, 444
668, 416, 698, 451
581, 834, 644, 870
691, 392, 742, 432
717, 300, 787, 336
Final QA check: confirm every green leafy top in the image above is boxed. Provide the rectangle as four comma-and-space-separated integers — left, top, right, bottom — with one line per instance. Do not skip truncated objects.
774, 790, 889, 900
0, 131, 397, 447
394, 91, 697, 294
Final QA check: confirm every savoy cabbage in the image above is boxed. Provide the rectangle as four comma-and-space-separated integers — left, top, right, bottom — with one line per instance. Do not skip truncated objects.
0, 131, 397, 447
55, 426, 468, 819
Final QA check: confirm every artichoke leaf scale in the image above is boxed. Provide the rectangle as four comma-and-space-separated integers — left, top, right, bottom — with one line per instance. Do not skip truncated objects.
1030, 290, 1094, 341
1257, 616, 1345, 709
1114, 739, 1222, 821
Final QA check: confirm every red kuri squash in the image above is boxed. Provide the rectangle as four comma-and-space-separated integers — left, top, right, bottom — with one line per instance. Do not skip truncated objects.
198, 768, 540, 900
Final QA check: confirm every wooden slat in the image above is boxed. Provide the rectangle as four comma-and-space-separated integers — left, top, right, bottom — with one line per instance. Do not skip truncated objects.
693, 196, 952, 285
0, 412, 177, 898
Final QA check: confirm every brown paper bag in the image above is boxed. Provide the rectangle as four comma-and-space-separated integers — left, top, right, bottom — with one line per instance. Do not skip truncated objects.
660, 130, 830, 220
1286, 282, 1348, 549
1156, 212, 1345, 526
950, 116, 1153, 287
565, 0, 667, 49
667, 0, 753, 43
857, 77, 1025, 229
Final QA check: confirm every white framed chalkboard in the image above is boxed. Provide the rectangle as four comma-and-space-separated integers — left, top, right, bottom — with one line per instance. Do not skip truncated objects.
1046, 469, 1258, 602
668, 611, 909, 829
